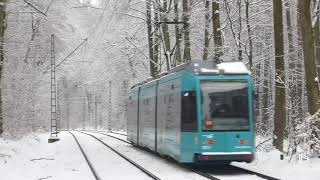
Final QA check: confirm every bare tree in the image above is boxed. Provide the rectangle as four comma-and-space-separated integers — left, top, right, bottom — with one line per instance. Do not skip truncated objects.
272, 0, 286, 152
203, 0, 210, 60
298, 0, 319, 115
174, 0, 182, 65
0, 0, 6, 135
146, 0, 156, 77
237, 0, 242, 61
245, 0, 253, 68
182, 0, 191, 62
154, 1, 160, 72
212, 0, 223, 57
160, 0, 171, 70
285, 0, 300, 155
313, 0, 320, 82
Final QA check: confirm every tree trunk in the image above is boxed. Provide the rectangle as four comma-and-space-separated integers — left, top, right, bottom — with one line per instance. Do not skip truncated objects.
160, 0, 171, 70
154, 2, 160, 74
261, 59, 270, 135
237, 0, 242, 61
298, 0, 319, 115
285, 0, 299, 154
212, 0, 223, 57
314, 0, 320, 86
0, 0, 6, 135
146, 0, 156, 78
174, 0, 182, 65
245, 0, 253, 68
182, 0, 191, 62
296, 2, 306, 119
272, 0, 286, 152
203, 0, 210, 61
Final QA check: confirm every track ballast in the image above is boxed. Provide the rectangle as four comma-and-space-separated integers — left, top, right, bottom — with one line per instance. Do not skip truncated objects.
75, 130, 161, 180
86, 130, 281, 180
68, 131, 101, 180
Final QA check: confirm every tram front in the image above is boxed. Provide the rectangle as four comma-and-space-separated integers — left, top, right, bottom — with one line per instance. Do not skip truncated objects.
195, 62, 255, 164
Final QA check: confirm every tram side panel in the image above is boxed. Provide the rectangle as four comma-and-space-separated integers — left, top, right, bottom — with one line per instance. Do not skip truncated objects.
138, 83, 157, 151
157, 77, 181, 160
180, 74, 199, 163
127, 88, 139, 144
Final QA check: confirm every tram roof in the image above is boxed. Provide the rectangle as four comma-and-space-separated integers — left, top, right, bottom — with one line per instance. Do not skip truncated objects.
131, 60, 251, 89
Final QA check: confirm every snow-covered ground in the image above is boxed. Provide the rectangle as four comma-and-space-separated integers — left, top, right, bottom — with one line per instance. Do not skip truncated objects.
233, 149, 320, 180
71, 131, 152, 180
1, 131, 320, 180
87, 131, 261, 180
0, 132, 93, 180
232, 136, 320, 180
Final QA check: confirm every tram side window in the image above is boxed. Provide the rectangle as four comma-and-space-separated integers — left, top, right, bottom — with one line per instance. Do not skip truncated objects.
181, 91, 197, 132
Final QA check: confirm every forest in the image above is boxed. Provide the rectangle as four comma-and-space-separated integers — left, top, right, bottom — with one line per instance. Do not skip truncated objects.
0, 0, 320, 160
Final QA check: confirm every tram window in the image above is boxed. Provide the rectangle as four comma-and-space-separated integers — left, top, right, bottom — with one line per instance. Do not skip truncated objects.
169, 94, 174, 104
201, 81, 249, 131
181, 91, 197, 132
145, 98, 150, 105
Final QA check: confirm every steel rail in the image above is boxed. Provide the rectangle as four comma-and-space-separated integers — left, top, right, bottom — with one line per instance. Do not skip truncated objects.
68, 131, 101, 180
229, 165, 281, 180
81, 130, 221, 180
179, 164, 220, 180
79, 130, 130, 144
86, 130, 281, 180
75, 130, 161, 180
109, 131, 127, 136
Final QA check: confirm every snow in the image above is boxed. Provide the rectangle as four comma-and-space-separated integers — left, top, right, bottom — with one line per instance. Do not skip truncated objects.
0, 132, 93, 180
71, 131, 152, 180
217, 62, 251, 74
233, 144, 320, 180
86, 132, 209, 180
2, 131, 320, 180
86, 131, 262, 180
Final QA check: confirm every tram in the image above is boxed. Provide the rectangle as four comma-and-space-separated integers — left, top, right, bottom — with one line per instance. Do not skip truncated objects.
127, 60, 254, 164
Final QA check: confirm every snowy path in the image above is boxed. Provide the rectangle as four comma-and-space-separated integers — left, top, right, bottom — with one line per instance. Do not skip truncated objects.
79, 131, 209, 180
2, 131, 318, 179
71, 131, 153, 180
83, 131, 264, 180
0, 132, 94, 180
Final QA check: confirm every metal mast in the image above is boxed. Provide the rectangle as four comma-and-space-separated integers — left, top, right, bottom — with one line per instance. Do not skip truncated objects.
108, 81, 112, 131
49, 34, 59, 142
94, 96, 98, 130
56, 83, 61, 133
82, 97, 86, 130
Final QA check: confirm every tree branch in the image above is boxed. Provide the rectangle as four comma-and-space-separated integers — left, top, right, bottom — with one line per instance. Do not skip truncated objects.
23, 0, 47, 17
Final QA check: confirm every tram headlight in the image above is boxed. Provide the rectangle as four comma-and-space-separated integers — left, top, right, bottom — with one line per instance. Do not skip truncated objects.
205, 119, 214, 126
239, 140, 249, 144
198, 68, 225, 74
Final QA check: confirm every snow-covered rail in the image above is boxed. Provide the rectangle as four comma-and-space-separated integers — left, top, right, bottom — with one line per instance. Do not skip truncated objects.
76, 130, 161, 180
87, 130, 281, 180
68, 131, 102, 180
80, 130, 130, 144
109, 131, 127, 136
82, 130, 220, 180
228, 166, 280, 180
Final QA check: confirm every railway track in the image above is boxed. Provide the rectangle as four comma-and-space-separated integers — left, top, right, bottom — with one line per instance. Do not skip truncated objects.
109, 131, 127, 136
84, 130, 281, 180
75, 130, 161, 180
229, 165, 280, 180
79, 130, 222, 180
81, 130, 130, 144
68, 131, 101, 180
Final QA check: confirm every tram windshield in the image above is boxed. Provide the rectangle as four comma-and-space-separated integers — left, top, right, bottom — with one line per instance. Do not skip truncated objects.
201, 81, 249, 131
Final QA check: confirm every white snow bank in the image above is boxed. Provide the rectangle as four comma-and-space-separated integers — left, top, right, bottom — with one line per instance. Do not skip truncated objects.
233, 145, 320, 180
0, 132, 93, 180
217, 62, 251, 74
